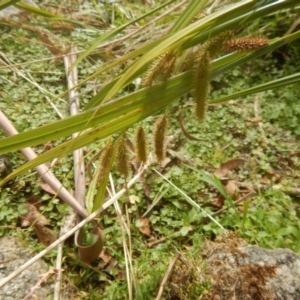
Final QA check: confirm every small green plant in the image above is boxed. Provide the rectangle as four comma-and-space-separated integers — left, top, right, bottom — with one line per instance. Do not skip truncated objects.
81, 223, 97, 247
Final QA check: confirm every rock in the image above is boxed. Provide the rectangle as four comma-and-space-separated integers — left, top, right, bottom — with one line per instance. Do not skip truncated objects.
0, 236, 54, 300
0, 236, 77, 299
203, 234, 300, 300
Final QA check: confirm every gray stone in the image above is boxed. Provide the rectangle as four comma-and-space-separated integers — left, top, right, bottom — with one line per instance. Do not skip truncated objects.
204, 236, 300, 300
0, 236, 53, 300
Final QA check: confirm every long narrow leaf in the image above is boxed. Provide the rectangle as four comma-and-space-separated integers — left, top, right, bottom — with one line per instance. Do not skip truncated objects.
0, 73, 193, 184
0, 0, 19, 10
1, 30, 299, 155
85, 0, 296, 109
71, 0, 177, 70
168, 0, 207, 34
0, 71, 191, 154
211, 73, 300, 104
96, 0, 256, 105
183, 164, 230, 200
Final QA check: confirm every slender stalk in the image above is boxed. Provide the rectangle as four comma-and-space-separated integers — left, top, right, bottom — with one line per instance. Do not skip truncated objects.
0, 162, 150, 288
153, 168, 226, 231
0, 110, 88, 218
63, 49, 86, 218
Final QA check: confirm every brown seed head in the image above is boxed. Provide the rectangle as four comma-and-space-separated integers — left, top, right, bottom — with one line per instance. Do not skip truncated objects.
154, 115, 168, 162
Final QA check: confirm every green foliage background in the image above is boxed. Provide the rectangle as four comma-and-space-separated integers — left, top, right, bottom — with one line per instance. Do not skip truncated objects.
0, 0, 300, 298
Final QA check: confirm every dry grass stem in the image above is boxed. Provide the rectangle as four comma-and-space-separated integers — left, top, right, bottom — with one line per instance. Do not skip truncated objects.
155, 254, 180, 300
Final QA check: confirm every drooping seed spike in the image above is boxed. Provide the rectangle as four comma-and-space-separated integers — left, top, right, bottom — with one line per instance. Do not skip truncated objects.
143, 49, 177, 86
205, 31, 234, 59
192, 50, 211, 122
98, 142, 115, 181
224, 36, 269, 53
135, 127, 148, 163
116, 135, 130, 179
154, 115, 168, 163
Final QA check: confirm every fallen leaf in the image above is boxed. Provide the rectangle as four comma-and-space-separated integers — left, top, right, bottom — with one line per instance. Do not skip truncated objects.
98, 249, 112, 268
105, 257, 118, 272
19, 203, 49, 227
208, 196, 225, 209
260, 173, 281, 185
136, 217, 151, 237
99, 249, 112, 264
160, 157, 172, 168
19, 202, 57, 245
37, 182, 57, 195
116, 270, 126, 280
214, 158, 244, 177
225, 180, 239, 199
34, 224, 57, 246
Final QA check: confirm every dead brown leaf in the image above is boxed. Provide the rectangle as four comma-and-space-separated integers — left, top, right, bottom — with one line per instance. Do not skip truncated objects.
136, 217, 151, 237
34, 224, 57, 246
105, 257, 118, 272
260, 173, 281, 185
116, 269, 126, 280
19, 203, 57, 245
20, 202, 49, 227
225, 180, 239, 199
98, 249, 112, 269
214, 158, 244, 177
37, 182, 57, 195
208, 196, 225, 209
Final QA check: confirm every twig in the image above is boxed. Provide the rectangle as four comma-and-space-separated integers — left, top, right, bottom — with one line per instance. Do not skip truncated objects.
155, 254, 180, 300
178, 110, 202, 141
54, 243, 63, 300
108, 174, 135, 300
22, 269, 58, 300
147, 237, 167, 248
153, 168, 226, 232
242, 183, 300, 196
211, 191, 256, 217
167, 149, 196, 167
54, 212, 76, 300
0, 161, 150, 288
0, 110, 88, 219
147, 231, 180, 248
284, 16, 300, 36
64, 48, 86, 213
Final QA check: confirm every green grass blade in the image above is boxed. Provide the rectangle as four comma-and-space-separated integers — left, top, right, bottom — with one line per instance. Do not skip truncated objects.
71, 0, 177, 70
84, 1, 297, 109
85, 0, 296, 109
183, 164, 231, 200
15, 2, 69, 20
168, 0, 207, 34
1, 29, 299, 156
0, 0, 19, 10
211, 73, 300, 103
243, 200, 250, 226
14, 1, 91, 28
96, 0, 256, 105
0, 71, 192, 154
0, 73, 193, 184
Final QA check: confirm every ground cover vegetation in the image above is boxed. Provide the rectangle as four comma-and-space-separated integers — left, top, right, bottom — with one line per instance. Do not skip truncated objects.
0, 0, 300, 299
